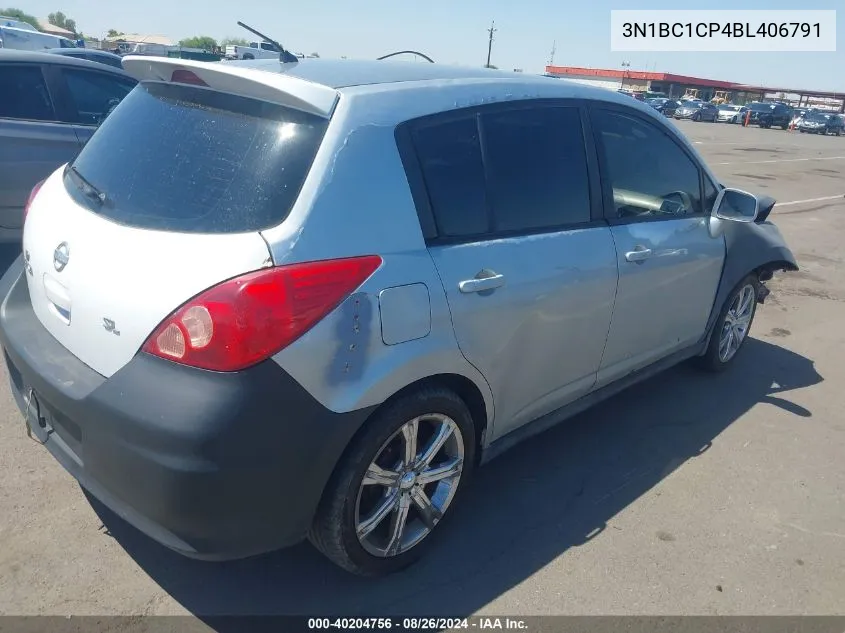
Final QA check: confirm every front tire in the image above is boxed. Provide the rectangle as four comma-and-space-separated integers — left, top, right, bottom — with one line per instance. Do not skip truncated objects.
696, 275, 759, 373
693, 113, 701, 122
309, 387, 476, 576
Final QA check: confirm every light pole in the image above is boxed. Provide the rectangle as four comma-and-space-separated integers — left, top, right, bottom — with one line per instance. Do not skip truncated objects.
620, 61, 630, 90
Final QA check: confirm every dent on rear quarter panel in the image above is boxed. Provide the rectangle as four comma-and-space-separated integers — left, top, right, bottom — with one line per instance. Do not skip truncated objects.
325, 291, 373, 385
701, 216, 798, 348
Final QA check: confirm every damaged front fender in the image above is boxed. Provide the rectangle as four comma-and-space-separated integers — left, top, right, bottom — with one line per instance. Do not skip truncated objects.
699, 215, 798, 353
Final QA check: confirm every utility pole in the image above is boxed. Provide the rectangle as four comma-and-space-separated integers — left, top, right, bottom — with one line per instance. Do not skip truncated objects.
486, 20, 497, 68
620, 60, 630, 89
548, 40, 556, 67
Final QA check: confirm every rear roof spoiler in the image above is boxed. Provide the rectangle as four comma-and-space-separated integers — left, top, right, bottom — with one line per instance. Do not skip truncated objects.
121, 56, 339, 118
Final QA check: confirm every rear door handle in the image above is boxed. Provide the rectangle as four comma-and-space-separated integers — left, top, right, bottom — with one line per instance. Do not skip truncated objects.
459, 273, 505, 294
625, 247, 652, 263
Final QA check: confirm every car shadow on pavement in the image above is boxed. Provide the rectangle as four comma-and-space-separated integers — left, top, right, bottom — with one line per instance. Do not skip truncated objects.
87, 337, 821, 621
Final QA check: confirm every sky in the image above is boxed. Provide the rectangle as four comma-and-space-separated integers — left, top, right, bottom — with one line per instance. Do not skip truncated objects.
16, 0, 845, 92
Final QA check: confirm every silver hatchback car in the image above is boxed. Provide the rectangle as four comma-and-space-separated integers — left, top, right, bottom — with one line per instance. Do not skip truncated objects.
0, 56, 797, 577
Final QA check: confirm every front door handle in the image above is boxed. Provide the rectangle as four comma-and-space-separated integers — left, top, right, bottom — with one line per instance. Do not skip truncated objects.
459, 272, 505, 294
625, 247, 652, 263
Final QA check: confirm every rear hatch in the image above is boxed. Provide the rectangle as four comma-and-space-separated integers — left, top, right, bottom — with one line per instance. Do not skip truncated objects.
22, 67, 333, 378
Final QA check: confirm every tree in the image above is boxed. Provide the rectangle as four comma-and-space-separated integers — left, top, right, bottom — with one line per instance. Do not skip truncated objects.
0, 7, 41, 30
47, 10, 77, 35
179, 35, 217, 50
106, 29, 124, 38
221, 36, 248, 46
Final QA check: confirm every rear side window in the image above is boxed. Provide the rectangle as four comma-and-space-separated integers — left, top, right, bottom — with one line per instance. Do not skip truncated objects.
410, 104, 591, 240
481, 107, 590, 231
0, 65, 56, 121
62, 68, 135, 125
66, 82, 328, 233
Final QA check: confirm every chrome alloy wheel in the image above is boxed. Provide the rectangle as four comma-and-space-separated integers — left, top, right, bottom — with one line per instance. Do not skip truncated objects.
719, 284, 755, 363
355, 413, 465, 558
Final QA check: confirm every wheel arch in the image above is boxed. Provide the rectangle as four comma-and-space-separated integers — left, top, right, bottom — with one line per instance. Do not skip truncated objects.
698, 219, 798, 355
357, 373, 490, 461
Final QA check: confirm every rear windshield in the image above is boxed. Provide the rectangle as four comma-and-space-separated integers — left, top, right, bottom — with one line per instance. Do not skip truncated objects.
748, 103, 774, 112
805, 112, 831, 121
66, 82, 328, 233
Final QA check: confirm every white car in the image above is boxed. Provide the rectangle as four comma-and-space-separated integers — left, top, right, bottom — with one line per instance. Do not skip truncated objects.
716, 105, 744, 124
224, 41, 279, 60
0, 24, 77, 50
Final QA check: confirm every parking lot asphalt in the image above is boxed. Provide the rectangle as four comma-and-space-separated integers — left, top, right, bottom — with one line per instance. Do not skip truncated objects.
0, 119, 843, 619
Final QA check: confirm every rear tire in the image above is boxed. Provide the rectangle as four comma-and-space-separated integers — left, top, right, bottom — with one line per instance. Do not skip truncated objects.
309, 387, 476, 576
695, 275, 759, 373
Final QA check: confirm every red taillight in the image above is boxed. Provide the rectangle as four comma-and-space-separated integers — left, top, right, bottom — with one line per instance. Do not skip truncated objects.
170, 69, 208, 86
23, 179, 45, 225
142, 255, 382, 372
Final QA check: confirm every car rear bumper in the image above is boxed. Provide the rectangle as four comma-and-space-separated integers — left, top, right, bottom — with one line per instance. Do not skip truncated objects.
0, 258, 374, 560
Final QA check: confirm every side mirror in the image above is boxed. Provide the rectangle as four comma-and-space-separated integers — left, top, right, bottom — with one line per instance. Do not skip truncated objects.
713, 188, 759, 223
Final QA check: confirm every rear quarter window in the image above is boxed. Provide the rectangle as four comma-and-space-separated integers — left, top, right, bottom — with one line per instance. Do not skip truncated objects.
66, 82, 328, 233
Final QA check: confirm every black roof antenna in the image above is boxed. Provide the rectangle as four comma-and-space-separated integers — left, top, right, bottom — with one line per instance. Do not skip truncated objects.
237, 21, 299, 64
377, 50, 435, 63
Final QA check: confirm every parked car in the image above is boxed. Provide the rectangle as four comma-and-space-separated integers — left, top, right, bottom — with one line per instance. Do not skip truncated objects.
0, 57, 797, 577
0, 23, 77, 51
790, 107, 810, 127
674, 100, 719, 122
716, 104, 746, 124
744, 102, 793, 129
1, 15, 38, 30
647, 97, 679, 117
0, 51, 136, 242
797, 111, 844, 136
224, 41, 279, 60
45, 48, 123, 69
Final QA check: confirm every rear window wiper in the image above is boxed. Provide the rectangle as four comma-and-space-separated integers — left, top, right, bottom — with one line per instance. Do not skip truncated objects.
67, 164, 107, 207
